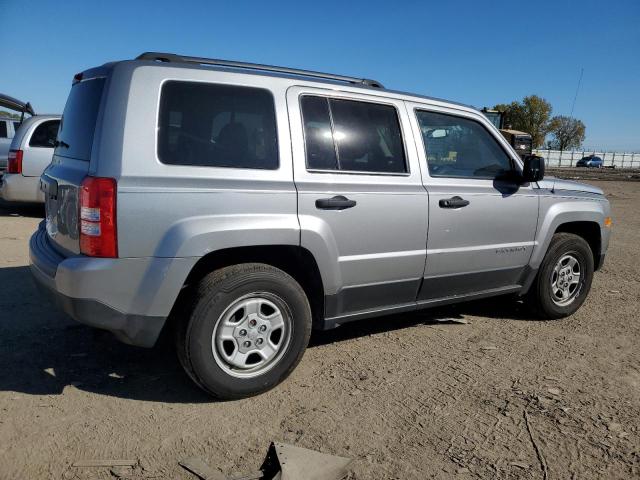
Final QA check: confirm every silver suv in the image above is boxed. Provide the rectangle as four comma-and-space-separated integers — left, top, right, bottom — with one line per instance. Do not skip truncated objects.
30, 52, 612, 399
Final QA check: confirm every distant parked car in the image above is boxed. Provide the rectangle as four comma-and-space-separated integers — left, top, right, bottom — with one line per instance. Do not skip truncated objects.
576, 155, 604, 168
0, 115, 60, 203
0, 94, 35, 174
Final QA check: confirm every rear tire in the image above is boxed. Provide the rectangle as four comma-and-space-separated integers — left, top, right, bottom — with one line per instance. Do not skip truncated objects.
176, 263, 312, 399
527, 233, 594, 319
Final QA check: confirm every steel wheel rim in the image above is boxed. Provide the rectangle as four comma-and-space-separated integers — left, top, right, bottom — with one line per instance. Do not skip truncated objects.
211, 292, 293, 379
550, 253, 583, 307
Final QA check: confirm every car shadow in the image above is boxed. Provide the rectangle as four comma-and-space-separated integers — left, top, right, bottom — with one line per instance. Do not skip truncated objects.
0, 199, 45, 218
0, 264, 535, 403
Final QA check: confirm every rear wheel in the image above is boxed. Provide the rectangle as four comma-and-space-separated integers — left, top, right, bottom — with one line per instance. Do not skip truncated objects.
176, 263, 312, 399
527, 233, 594, 319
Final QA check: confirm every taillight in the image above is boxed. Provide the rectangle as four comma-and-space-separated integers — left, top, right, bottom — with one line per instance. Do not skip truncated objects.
7, 150, 23, 174
79, 176, 118, 258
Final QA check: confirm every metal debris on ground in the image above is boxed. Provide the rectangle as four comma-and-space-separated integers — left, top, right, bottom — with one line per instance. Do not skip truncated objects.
259, 442, 352, 480
180, 442, 352, 480
435, 317, 470, 325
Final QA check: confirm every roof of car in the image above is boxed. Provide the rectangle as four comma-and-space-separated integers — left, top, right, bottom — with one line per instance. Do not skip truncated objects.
125, 52, 478, 113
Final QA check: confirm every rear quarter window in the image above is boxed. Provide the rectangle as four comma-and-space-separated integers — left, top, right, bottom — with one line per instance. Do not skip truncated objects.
158, 81, 279, 169
0, 121, 7, 138
55, 78, 105, 161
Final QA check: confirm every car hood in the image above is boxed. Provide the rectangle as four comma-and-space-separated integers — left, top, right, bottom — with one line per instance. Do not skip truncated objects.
537, 177, 604, 196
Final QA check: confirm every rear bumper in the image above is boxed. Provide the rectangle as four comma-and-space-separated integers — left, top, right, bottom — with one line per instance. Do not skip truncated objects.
29, 222, 197, 347
0, 173, 44, 203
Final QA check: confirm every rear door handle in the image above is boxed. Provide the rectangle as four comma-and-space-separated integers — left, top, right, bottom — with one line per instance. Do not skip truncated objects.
439, 196, 470, 208
315, 195, 357, 210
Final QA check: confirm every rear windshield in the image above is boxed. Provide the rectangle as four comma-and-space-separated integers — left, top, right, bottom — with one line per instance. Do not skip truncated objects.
55, 78, 105, 161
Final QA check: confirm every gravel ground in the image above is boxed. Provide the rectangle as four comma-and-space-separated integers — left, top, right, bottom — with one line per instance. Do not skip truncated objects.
0, 181, 638, 479
546, 167, 640, 182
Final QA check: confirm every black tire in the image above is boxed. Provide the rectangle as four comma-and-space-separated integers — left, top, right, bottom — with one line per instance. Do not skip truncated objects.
176, 263, 312, 399
527, 233, 594, 319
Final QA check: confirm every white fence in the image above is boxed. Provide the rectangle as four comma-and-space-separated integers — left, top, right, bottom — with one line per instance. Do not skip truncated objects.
533, 149, 640, 169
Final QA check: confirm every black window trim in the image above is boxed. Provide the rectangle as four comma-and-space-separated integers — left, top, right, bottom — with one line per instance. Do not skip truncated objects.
414, 107, 519, 180
300, 93, 411, 177
28, 119, 60, 149
156, 79, 280, 171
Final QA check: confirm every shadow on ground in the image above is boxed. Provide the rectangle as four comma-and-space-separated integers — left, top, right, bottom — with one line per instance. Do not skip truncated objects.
0, 199, 44, 218
0, 264, 535, 403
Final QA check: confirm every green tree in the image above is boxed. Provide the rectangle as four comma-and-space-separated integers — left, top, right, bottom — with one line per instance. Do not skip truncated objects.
547, 116, 586, 151
493, 95, 553, 148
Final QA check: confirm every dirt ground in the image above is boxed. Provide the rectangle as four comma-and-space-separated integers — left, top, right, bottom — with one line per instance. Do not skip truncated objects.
0, 181, 638, 480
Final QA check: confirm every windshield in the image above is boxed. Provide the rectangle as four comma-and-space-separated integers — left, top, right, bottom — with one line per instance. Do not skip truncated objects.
55, 78, 105, 161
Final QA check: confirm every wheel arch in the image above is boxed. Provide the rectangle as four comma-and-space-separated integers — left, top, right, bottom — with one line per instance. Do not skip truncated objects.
177, 245, 326, 328
554, 221, 602, 270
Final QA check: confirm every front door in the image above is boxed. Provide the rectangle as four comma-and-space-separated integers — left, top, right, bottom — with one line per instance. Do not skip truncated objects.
287, 87, 429, 321
408, 104, 539, 301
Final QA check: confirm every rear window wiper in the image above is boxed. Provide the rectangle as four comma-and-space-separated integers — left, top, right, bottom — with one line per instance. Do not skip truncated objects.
55, 140, 70, 149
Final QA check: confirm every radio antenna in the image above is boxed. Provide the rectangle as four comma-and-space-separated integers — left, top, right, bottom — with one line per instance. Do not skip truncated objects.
570, 68, 584, 118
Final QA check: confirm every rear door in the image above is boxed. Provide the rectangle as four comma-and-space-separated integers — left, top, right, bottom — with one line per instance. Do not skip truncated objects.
22, 119, 60, 176
407, 104, 539, 301
287, 87, 428, 320
43, 76, 106, 255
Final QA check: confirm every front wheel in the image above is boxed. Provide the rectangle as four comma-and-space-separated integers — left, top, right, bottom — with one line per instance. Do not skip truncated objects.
176, 263, 312, 399
527, 233, 594, 319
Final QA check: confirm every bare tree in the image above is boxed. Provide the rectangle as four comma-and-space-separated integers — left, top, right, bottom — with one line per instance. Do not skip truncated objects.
547, 116, 586, 151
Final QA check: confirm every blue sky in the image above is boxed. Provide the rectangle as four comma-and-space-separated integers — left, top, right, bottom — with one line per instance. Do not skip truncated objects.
1, 0, 639, 151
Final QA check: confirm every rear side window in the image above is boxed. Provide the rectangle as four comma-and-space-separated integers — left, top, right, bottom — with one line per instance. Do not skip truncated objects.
0, 121, 7, 138
158, 81, 278, 169
29, 120, 60, 148
301, 96, 407, 174
56, 78, 105, 161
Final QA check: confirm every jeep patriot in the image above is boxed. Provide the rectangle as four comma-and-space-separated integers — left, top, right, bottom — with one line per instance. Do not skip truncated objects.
29, 52, 612, 398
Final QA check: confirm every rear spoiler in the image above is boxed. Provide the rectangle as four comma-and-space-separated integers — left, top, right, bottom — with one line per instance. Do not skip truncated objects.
0, 93, 35, 123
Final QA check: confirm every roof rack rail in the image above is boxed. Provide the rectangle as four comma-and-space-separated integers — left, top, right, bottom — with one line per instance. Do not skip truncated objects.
136, 52, 385, 89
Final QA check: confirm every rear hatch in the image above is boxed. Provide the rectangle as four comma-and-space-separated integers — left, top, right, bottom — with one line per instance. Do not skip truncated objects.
42, 75, 106, 255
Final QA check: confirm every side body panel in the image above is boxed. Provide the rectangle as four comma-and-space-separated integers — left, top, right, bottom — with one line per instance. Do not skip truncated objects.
104, 64, 300, 262
531, 188, 611, 269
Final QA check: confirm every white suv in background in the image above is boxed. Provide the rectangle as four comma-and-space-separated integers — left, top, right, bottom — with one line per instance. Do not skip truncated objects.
1, 115, 60, 203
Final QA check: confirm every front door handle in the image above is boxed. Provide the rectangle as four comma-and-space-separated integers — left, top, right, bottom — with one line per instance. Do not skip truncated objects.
315, 195, 357, 210
439, 196, 470, 208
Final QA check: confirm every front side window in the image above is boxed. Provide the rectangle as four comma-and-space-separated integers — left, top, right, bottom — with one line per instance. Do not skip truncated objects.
301, 96, 407, 174
158, 81, 278, 169
29, 120, 60, 148
416, 111, 513, 179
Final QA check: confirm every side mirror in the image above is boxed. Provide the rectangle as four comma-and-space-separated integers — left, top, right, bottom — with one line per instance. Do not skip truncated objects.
522, 155, 545, 182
